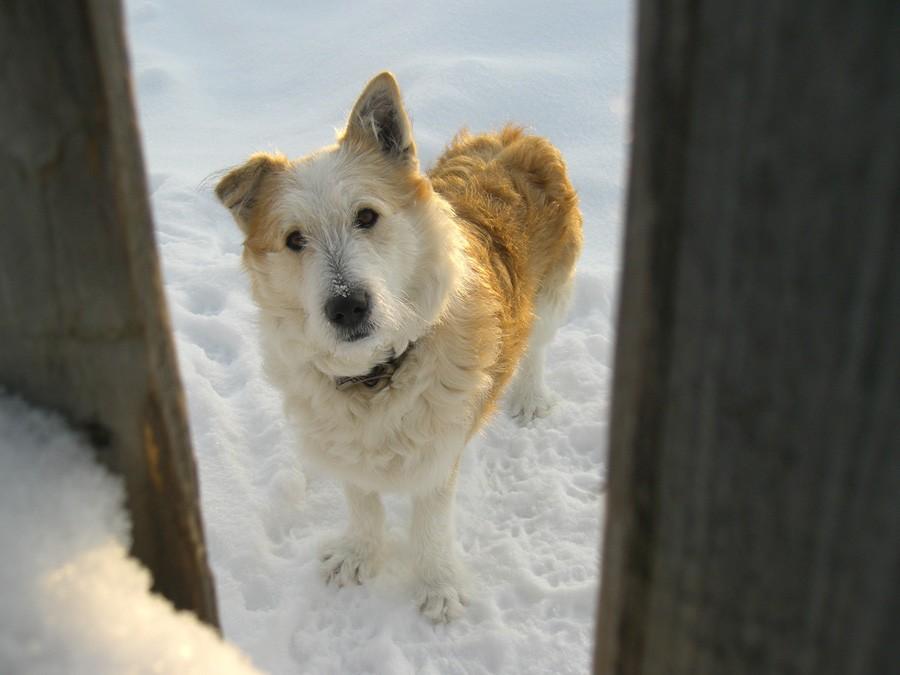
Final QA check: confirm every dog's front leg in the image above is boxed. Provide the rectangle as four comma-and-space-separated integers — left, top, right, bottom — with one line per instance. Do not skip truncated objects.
320, 483, 385, 586
411, 462, 468, 622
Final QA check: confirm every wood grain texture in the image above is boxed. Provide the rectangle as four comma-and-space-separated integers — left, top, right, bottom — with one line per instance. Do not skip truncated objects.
0, 0, 219, 626
595, 1, 899, 673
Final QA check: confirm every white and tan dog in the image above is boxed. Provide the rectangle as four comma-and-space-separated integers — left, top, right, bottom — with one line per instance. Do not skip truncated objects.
216, 72, 582, 621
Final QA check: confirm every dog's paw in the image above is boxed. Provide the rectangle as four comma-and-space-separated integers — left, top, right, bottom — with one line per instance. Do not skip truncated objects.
415, 580, 468, 623
319, 536, 382, 587
507, 386, 557, 425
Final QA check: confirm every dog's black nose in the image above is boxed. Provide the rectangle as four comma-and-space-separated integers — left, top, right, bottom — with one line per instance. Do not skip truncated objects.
324, 290, 370, 329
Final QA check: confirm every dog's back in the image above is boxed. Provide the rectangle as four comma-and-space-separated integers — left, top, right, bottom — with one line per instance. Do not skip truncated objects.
429, 125, 583, 423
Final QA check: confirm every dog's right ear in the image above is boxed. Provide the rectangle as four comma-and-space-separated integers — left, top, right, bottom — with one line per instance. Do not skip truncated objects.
343, 72, 416, 165
215, 152, 288, 234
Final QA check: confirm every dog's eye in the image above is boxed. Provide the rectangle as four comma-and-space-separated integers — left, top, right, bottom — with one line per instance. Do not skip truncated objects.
355, 208, 379, 229
285, 230, 306, 251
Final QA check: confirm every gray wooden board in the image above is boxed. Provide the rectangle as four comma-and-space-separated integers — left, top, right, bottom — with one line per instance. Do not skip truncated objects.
0, 0, 219, 626
596, 1, 899, 673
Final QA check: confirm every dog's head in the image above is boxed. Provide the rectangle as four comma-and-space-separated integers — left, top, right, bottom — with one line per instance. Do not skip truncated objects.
216, 72, 463, 377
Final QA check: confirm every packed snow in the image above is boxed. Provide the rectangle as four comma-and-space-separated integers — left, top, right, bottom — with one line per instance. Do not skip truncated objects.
0, 394, 261, 675
123, 0, 632, 672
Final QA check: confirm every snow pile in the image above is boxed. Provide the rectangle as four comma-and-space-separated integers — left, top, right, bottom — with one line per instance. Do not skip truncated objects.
125, 0, 631, 672
0, 394, 261, 675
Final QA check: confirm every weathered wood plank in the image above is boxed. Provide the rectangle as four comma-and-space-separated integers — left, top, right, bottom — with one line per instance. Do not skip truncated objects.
596, 1, 899, 673
0, 0, 219, 626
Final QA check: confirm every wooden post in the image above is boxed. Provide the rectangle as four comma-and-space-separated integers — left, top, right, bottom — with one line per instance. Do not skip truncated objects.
595, 1, 898, 673
0, 1, 219, 626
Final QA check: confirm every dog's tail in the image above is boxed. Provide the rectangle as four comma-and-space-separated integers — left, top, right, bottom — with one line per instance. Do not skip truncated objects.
496, 129, 579, 213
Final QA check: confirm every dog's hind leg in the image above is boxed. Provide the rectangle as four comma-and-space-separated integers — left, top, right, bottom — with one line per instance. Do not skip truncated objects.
320, 483, 385, 586
506, 272, 575, 424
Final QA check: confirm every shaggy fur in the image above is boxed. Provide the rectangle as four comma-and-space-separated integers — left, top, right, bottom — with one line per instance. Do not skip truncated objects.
216, 72, 582, 621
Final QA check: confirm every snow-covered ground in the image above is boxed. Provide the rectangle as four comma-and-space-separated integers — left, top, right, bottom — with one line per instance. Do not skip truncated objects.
0, 394, 261, 675
124, 1, 632, 672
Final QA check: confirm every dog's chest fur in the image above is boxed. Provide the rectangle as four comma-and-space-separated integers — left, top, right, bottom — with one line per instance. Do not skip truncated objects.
258, 289, 500, 493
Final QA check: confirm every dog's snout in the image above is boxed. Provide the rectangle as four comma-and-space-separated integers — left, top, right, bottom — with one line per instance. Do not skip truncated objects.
324, 289, 371, 329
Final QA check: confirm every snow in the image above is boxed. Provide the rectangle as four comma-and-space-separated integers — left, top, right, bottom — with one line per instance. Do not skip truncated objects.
0, 393, 261, 675
123, 1, 632, 672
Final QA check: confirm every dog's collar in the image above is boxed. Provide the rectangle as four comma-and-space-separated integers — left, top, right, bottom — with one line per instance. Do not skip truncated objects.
334, 342, 415, 393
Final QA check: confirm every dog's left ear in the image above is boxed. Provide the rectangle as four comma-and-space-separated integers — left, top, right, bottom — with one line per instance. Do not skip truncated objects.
343, 72, 416, 164
215, 152, 288, 234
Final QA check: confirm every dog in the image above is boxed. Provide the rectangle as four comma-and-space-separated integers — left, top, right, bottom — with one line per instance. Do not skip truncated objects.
215, 72, 582, 622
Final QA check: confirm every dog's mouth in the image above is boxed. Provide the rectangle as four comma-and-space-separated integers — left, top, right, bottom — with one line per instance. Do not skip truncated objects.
340, 323, 375, 343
